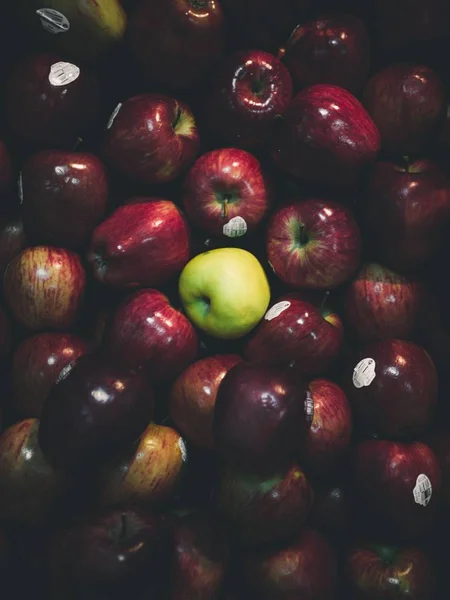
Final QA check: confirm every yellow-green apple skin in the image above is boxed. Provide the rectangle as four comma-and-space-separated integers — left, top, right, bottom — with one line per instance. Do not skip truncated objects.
179, 248, 271, 340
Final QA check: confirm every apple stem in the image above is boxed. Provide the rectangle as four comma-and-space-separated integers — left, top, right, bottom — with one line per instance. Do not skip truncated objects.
320, 291, 330, 310
222, 198, 229, 218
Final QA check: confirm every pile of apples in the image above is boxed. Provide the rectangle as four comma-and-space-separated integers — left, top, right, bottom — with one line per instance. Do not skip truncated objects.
0, 0, 450, 598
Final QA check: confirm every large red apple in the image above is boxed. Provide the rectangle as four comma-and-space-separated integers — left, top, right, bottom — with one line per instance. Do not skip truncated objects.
266, 198, 362, 289
88, 200, 190, 289
102, 94, 199, 185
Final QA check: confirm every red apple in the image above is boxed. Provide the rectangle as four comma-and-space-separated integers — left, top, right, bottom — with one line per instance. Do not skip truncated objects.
102, 94, 200, 185
20, 150, 109, 250
3, 246, 86, 331
282, 14, 370, 94
105, 289, 198, 384
362, 64, 446, 155
266, 198, 362, 289
169, 354, 242, 450
88, 200, 191, 288
353, 440, 441, 540
183, 148, 272, 238
12, 332, 90, 419
0, 216, 27, 279
429, 432, 450, 509
245, 293, 343, 376
346, 339, 438, 439
272, 84, 380, 188
343, 262, 424, 341
206, 50, 293, 148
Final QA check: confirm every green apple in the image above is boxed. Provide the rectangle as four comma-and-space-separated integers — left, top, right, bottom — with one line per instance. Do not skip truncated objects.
179, 248, 271, 340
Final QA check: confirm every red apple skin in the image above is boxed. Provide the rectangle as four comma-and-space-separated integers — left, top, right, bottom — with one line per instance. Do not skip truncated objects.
216, 463, 313, 547
346, 339, 438, 439
169, 354, 243, 450
103, 94, 200, 185
429, 432, 450, 509
206, 50, 293, 148
362, 64, 446, 156
353, 440, 441, 540
88, 200, 191, 289
346, 544, 436, 600
301, 379, 352, 475
129, 0, 224, 92
283, 14, 370, 94
245, 293, 343, 376
0, 304, 12, 361
0, 216, 27, 279
272, 84, 380, 188
105, 289, 198, 384
242, 527, 338, 600
3, 246, 86, 331
363, 159, 450, 273
343, 263, 424, 342
12, 333, 90, 419
183, 148, 273, 237
266, 199, 362, 289
21, 150, 109, 251
5, 54, 100, 148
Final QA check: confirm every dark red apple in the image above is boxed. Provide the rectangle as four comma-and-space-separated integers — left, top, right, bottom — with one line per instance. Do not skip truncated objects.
353, 440, 441, 540
12, 332, 90, 419
105, 289, 198, 384
0, 304, 11, 361
242, 527, 338, 599
0, 139, 13, 206
282, 14, 370, 94
343, 262, 424, 341
3, 246, 86, 331
429, 432, 450, 509
346, 544, 436, 600
88, 200, 191, 288
362, 64, 446, 156
183, 148, 272, 238
346, 339, 438, 439
5, 53, 100, 148
38, 354, 154, 471
214, 361, 310, 473
0, 419, 66, 524
272, 84, 380, 188
102, 94, 199, 185
266, 198, 362, 289
216, 462, 313, 547
0, 216, 27, 279
206, 50, 293, 148
362, 159, 450, 273
20, 150, 109, 250
245, 293, 343, 376
129, 0, 224, 92
309, 479, 354, 540
169, 354, 242, 450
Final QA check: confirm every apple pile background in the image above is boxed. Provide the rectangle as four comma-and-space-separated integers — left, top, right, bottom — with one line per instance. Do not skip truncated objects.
0, 0, 449, 598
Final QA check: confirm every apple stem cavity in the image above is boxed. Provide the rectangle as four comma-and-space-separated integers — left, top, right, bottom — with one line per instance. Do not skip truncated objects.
190, 0, 208, 8
222, 197, 229, 218
119, 512, 128, 542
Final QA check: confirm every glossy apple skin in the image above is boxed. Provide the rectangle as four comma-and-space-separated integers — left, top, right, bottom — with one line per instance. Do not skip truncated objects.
353, 440, 441, 540
242, 527, 338, 600
309, 479, 353, 540
272, 84, 380, 188
362, 64, 446, 156
429, 433, 450, 509
38, 355, 154, 471
346, 544, 436, 600
98, 423, 187, 509
0, 304, 11, 361
343, 263, 424, 341
103, 94, 200, 185
169, 354, 242, 450
363, 160, 450, 273
3, 246, 86, 331
183, 148, 273, 237
206, 50, 293, 148
245, 293, 343, 376
12, 333, 90, 419
0, 216, 27, 279
0, 419, 66, 524
5, 53, 100, 148
216, 463, 313, 547
346, 339, 438, 439
21, 150, 109, 251
266, 199, 362, 289
214, 362, 310, 473
283, 15, 370, 94
88, 200, 191, 288
105, 289, 198, 384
